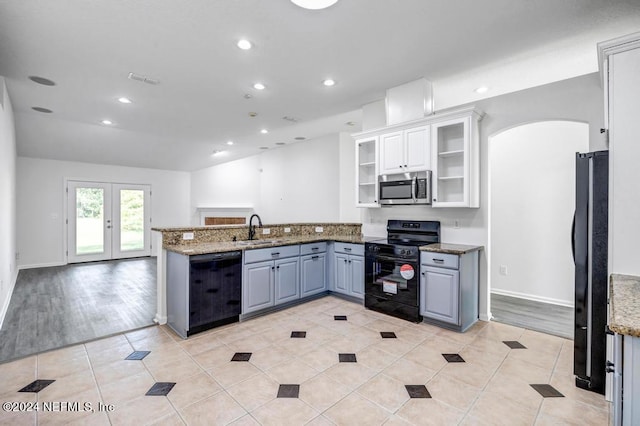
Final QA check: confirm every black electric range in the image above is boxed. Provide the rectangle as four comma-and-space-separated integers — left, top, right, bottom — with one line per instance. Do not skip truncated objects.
364, 220, 441, 322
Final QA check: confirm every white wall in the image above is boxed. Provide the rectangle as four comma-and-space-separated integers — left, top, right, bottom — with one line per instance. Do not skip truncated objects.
191, 134, 343, 224
16, 157, 190, 268
490, 121, 588, 306
0, 77, 17, 326
359, 72, 604, 319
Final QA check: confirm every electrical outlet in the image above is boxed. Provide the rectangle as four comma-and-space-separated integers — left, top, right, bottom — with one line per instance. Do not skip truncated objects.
315, 226, 323, 233
262, 228, 271, 235
453, 219, 460, 229
284, 227, 291, 233
499, 265, 508, 276
182, 232, 194, 240
15, 252, 19, 261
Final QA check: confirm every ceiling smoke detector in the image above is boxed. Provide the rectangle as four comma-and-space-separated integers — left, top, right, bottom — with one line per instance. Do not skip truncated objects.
128, 72, 160, 85
291, 0, 338, 10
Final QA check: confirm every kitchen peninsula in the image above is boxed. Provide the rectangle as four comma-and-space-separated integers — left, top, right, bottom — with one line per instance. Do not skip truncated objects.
153, 222, 482, 338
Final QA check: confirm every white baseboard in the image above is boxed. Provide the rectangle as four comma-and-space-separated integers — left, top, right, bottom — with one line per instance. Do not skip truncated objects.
491, 288, 574, 308
18, 262, 66, 270
0, 270, 18, 329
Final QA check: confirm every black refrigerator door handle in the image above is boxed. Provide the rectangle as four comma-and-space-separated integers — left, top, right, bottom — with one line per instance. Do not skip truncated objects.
571, 211, 576, 263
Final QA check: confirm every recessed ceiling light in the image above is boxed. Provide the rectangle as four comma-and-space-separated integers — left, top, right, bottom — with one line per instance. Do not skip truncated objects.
291, 0, 338, 10
28, 76, 56, 86
253, 83, 266, 90
323, 79, 336, 87
237, 39, 252, 50
118, 97, 132, 104
475, 86, 489, 94
227, 141, 234, 146
260, 129, 268, 134
101, 119, 113, 125
32, 107, 53, 113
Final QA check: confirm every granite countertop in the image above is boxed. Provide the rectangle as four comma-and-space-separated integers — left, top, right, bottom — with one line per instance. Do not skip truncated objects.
165, 235, 367, 255
609, 274, 640, 337
420, 243, 484, 255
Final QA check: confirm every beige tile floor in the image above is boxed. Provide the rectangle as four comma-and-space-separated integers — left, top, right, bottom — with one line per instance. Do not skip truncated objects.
0, 296, 610, 425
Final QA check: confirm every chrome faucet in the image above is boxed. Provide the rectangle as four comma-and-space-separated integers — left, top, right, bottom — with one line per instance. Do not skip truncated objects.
248, 214, 262, 240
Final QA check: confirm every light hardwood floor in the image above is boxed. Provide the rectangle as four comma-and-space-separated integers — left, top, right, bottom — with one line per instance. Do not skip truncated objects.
0, 257, 156, 363
491, 293, 573, 340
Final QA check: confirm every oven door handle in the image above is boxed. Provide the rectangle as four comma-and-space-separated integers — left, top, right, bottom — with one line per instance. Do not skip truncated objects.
372, 254, 416, 263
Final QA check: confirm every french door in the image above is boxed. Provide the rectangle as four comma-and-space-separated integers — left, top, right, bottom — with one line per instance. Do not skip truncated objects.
67, 181, 151, 263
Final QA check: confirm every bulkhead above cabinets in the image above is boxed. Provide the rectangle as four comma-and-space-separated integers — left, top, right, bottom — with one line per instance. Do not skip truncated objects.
353, 106, 483, 209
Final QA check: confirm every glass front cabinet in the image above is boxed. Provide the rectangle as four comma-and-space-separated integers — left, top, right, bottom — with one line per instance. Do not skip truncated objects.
431, 109, 482, 208
355, 136, 379, 207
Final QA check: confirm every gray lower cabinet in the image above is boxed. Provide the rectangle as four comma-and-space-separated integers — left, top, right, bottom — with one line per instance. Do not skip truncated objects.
301, 253, 327, 297
421, 266, 459, 325
274, 257, 300, 304
242, 244, 300, 315
332, 243, 364, 300
243, 260, 274, 313
420, 250, 478, 332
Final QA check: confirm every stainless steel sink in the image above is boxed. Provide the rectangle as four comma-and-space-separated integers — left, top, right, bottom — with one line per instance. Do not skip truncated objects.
235, 239, 285, 246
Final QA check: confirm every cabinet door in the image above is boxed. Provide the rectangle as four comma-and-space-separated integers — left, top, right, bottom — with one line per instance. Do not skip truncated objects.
274, 257, 300, 304
301, 254, 327, 297
379, 131, 404, 174
420, 266, 460, 325
405, 126, 430, 171
334, 254, 349, 294
356, 137, 379, 208
349, 255, 365, 298
243, 261, 274, 313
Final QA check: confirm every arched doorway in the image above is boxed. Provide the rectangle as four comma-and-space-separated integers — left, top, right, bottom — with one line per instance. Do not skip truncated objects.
488, 120, 589, 338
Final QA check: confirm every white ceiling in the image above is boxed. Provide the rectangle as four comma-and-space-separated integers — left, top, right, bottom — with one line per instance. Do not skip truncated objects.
1, 0, 639, 171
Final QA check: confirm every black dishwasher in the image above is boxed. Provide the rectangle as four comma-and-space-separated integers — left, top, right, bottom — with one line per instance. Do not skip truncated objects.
167, 250, 242, 338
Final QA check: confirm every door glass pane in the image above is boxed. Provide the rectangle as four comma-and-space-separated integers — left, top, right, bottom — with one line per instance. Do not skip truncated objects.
76, 188, 104, 255
120, 189, 144, 251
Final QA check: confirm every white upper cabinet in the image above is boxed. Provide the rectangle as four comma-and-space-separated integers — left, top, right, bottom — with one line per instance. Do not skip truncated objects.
431, 109, 482, 208
355, 136, 379, 208
352, 106, 482, 209
379, 126, 430, 174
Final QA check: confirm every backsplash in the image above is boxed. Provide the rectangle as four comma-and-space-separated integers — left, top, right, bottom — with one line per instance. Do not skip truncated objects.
155, 223, 362, 246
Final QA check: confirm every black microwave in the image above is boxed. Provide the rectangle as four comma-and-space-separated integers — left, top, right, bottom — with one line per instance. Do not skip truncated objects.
379, 171, 432, 205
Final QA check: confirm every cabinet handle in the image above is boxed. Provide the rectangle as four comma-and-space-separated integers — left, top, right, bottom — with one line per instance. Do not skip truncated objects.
271, 266, 275, 270
271, 252, 280, 256
421, 272, 425, 276
344, 259, 347, 263
433, 259, 444, 263
312, 247, 319, 251
433, 198, 437, 202
344, 247, 351, 252
404, 164, 407, 168
311, 255, 319, 260
277, 265, 280, 269
348, 260, 352, 264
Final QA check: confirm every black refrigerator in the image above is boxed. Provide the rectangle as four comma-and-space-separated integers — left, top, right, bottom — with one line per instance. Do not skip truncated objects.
573, 150, 608, 395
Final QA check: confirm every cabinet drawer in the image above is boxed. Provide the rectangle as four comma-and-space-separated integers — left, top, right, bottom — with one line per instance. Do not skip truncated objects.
334, 243, 364, 256
421, 252, 459, 269
244, 244, 300, 264
300, 242, 327, 256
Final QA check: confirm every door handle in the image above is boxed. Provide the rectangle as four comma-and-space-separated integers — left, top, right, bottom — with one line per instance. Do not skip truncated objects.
571, 211, 576, 262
